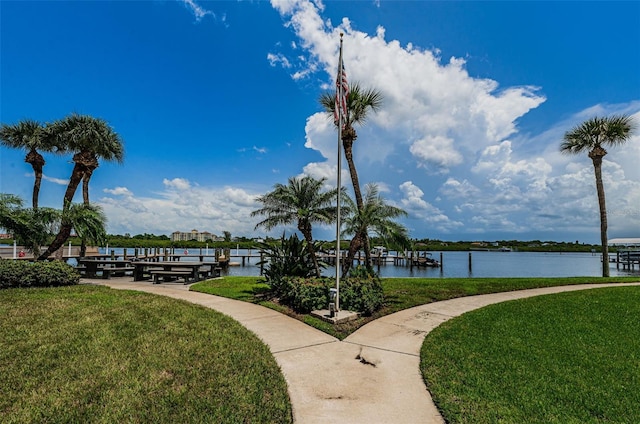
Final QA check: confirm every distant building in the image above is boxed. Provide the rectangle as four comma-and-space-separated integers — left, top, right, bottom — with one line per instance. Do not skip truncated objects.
171, 229, 216, 242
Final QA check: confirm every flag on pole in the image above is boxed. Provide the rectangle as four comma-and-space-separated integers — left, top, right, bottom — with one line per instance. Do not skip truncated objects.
334, 34, 346, 314
334, 52, 348, 128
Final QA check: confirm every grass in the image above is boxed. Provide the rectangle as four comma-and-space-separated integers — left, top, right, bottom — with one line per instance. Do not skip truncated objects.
420, 286, 640, 423
0, 285, 292, 424
191, 276, 639, 339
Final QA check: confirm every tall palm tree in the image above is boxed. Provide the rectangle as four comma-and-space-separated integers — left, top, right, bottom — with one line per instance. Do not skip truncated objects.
319, 83, 383, 210
561, 115, 636, 277
46, 113, 124, 205
39, 114, 123, 260
251, 176, 340, 277
341, 183, 410, 275
320, 83, 383, 270
0, 120, 59, 209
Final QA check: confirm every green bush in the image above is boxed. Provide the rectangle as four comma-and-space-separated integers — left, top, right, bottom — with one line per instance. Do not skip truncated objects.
274, 276, 384, 315
257, 234, 319, 284
339, 277, 385, 315
279, 277, 330, 314
0, 260, 80, 289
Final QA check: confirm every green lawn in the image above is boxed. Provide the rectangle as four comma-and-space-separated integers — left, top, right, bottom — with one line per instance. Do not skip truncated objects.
420, 286, 640, 423
0, 285, 292, 423
191, 276, 639, 339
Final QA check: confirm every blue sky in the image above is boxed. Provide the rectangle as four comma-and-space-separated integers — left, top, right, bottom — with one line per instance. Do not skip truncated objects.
1, 0, 639, 243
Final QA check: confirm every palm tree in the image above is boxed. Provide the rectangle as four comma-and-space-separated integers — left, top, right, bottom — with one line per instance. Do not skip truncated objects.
0, 120, 59, 209
251, 176, 341, 277
320, 83, 383, 270
0, 194, 58, 256
65, 202, 108, 249
319, 83, 383, 210
46, 113, 124, 205
341, 183, 410, 275
39, 114, 123, 260
561, 115, 636, 277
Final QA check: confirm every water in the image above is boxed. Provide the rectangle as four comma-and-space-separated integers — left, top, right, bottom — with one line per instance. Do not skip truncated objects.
91, 248, 639, 278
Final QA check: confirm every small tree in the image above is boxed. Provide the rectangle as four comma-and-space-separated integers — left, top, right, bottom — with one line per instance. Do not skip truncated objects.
341, 184, 410, 275
0, 194, 58, 256
252, 176, 339, 277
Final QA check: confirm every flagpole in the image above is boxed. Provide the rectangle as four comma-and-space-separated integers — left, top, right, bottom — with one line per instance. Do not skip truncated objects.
336, 33, 344, 313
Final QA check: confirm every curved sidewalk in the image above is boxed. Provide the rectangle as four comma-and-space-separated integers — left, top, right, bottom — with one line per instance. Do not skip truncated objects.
94, 279, 640, 424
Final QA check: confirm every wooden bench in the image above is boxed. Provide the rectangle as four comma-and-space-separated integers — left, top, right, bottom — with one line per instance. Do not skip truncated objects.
150, 270, 193, 284
74, 265, 87, 276
101, 266, 135, 279
197, 266, 222, 279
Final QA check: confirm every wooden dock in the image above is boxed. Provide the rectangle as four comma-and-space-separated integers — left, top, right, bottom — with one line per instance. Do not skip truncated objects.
613, 250, 640, 271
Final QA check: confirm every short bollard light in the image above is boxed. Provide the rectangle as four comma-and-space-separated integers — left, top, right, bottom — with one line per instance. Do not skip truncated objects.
329, 288, 337, 317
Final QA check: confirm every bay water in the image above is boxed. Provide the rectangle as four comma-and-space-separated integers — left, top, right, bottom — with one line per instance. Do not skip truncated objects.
97, 248, 639, 278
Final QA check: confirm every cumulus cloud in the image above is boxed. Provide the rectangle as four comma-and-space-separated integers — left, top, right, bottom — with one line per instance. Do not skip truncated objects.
398, 181, 463, 231
98, 179, 264, 236
163, 178, 191, 191
271, 0, 545, 175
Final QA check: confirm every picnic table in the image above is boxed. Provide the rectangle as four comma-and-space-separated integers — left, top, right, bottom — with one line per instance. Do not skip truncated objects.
131, 261, 220, 284
76, 258, 135, 279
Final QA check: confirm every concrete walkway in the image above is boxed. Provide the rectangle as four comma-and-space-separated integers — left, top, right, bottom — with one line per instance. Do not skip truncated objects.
91, 278, 640, 423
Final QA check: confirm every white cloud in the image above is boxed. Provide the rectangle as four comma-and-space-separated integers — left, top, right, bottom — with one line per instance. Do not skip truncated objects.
98, 179, 264, 236
103, 187, 133, 196
272, 0, 546, 178
163, 178, 191, 191
180, 0, 215, 22
42, 174, 68, 185
398, 181, 463, 231
267, 52, 291, 68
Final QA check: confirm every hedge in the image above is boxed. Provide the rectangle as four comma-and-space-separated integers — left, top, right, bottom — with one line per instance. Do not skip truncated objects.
0, 260, 80, 289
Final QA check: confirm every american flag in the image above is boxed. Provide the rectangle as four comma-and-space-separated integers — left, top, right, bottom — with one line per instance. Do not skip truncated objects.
334, 56, 348, 129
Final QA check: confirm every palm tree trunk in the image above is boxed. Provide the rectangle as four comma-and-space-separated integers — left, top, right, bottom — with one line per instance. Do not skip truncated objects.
343, 135, 363, 210
33, 166, 43, 210
363, 235, 372, 269
26, 149, 45, 210
63, 159, 86, 205
342, 129, 371, 272
590, 152, 610, 277
38, 160, 85, 260
79, 168, 95, 257
299, 223, 321, 278
39, 223, 72, 261
343, 232, 365, 277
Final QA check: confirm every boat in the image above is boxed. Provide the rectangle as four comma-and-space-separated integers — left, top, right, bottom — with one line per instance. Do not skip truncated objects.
413, 252, 440, 268
370, 246, 394, 263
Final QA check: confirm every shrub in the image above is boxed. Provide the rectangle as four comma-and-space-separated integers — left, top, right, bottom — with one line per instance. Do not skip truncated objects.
0, 260, 80, 289
257, 234, 318, 284
275, 275, 384, 315
339, 276, 384, 315
279, 277, 330, 314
